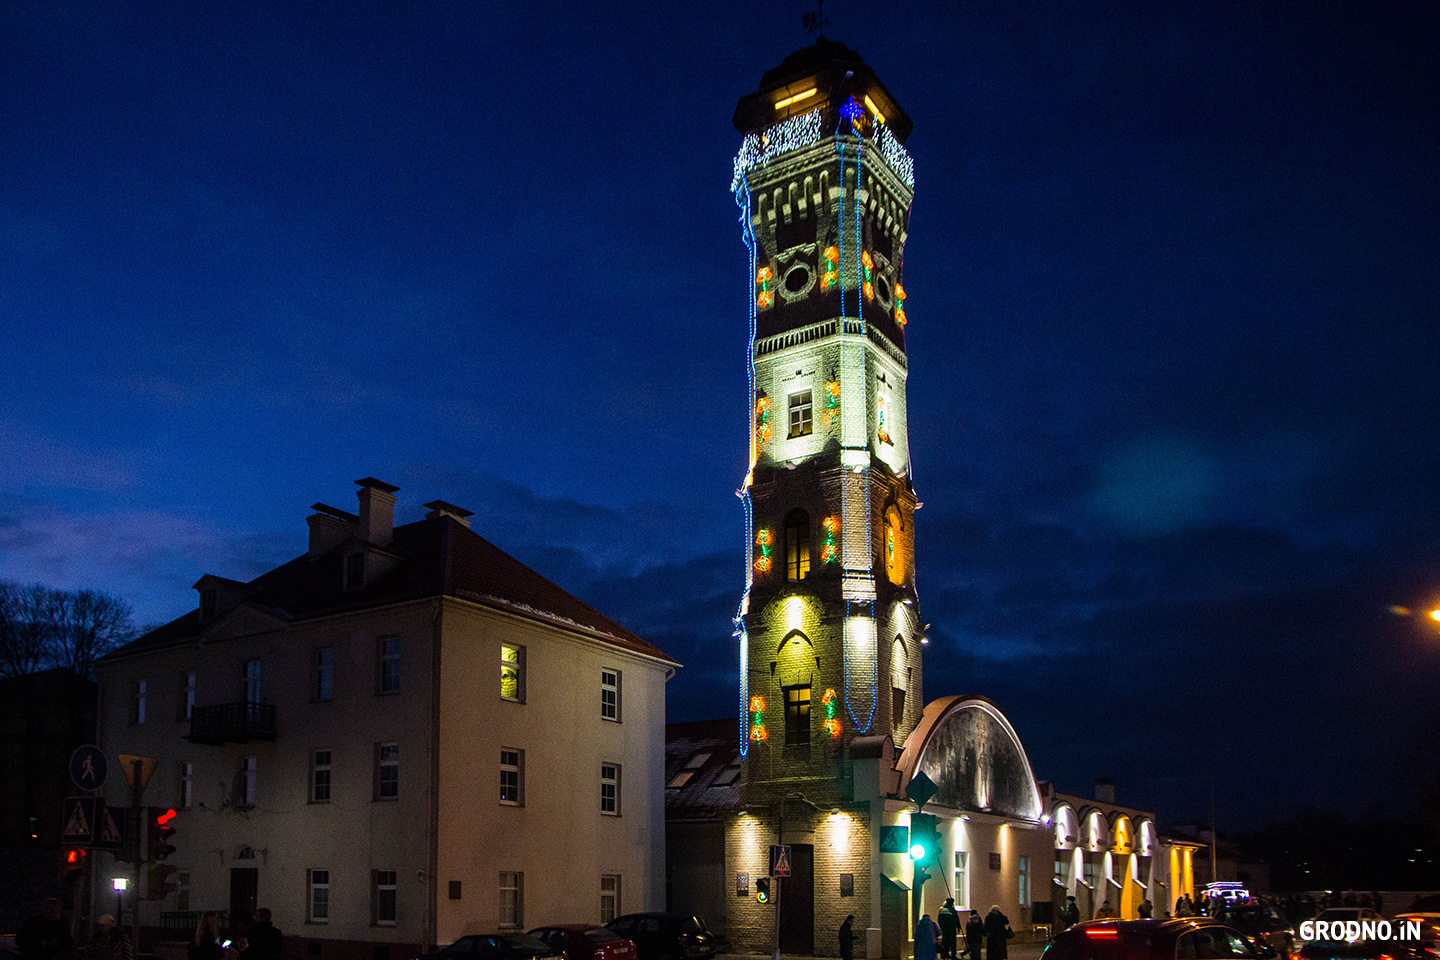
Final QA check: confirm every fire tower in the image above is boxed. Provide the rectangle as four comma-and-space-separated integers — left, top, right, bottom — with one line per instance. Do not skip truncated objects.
731, 39, 921, 811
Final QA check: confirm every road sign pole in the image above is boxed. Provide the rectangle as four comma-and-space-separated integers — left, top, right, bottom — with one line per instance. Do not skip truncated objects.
131, 758, 144, 952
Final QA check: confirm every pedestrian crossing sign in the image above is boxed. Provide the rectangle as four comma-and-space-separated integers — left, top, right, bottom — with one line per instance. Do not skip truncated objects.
62, 797, 96, 843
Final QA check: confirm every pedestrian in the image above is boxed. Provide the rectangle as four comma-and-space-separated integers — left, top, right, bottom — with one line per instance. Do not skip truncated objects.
965, 911, 984, 960
938, 899, 960, 960
1060, 896, 1080, 930
1095, 900, 1117, 920
839, 915, 856, 960
17, 897, 74, 960
1139, 898, 1153, 919
916, 914, 940, 960
983, 905, 1011, 960
190, 912, 224, 960
239, 909, 281, 960
86, 916, 132, 960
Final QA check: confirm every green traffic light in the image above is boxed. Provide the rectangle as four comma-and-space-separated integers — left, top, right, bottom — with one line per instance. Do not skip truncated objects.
909, 842, 927, 860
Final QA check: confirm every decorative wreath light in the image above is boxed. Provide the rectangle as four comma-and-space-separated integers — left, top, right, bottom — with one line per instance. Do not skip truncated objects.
822, 515, 840, 563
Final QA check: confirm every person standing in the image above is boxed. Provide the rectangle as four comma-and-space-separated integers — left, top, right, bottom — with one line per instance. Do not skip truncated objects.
983, 906, 1010, 960
85, 916, 132, 960
916, 914, 941, 960
240, 909, 281, 960
964, 911, 984, 960
938, 899, 960, 960
189, 912, 224, 960
839, 915, 856, 960
1139, 898, 1154, 919
1060, 896, 1080, 930
1095, 900, 1117, 920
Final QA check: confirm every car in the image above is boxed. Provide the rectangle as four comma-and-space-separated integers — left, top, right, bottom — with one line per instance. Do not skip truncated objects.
529, 925, 637, 960
604, 914, 716, 960
412, 933, 559, 960
1393, 913, 1440, 960
1298, 908, 1390, 960
1226, 903, 1297, 959
1041, 918, 1278, 960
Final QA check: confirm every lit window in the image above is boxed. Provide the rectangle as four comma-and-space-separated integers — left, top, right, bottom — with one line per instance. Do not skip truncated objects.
311, 750, 332, 804
308, 869, 330, 922
180, 673, 196, 720
134, 679, 147, 725
1019, 855, 1030, 906
499, 871, 523, 928
954, 852, 968, 910
241, 757, 257, 806
314, 648, 334, 702
373, 870, 397, 926
243, 660, 261, 704
180, 762, 194, 810
785, 510, 811, 581
788, 390, 813, 438
601, 763, 620, 815
378, 637, 400, 694
601, 875, 620, 924
376, 742, 399, 800
501, 644, 525, 702
601, 669, 620, 721
500, 749, 523, 805
666, 751, 712, 789
784, 685, 810, 746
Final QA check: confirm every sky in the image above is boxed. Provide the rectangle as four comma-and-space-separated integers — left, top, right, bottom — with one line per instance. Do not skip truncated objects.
3, 0, 1438, 831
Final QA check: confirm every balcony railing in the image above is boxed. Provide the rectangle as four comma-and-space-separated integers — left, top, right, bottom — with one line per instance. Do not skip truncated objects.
188, 701, 276, 745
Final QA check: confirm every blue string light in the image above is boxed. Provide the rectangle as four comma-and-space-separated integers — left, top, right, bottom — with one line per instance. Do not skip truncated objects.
734, 174, 757, 758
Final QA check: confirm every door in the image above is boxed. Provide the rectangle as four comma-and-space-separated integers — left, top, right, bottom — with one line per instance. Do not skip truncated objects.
230, 868, 258, 934
778, 843, 814, 954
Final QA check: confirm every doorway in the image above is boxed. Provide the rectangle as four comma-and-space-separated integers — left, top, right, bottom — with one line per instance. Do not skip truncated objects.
229, 868, 258, 935
778, 843, 814, 954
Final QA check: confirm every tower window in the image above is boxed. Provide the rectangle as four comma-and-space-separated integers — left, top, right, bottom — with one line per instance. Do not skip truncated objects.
892, 687, 905, 728
788, 390, 813, 438
785, 510, 811, 581
784, 685, 811, 746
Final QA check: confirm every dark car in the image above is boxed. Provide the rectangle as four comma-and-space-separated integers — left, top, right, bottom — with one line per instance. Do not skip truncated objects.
412, 934, 559, 960
605, 914, 715, 960
529, 925, 637, 960
1226, 904, 1296, 959
1042, 918, 1278, 960
1393, 913, 1440, 960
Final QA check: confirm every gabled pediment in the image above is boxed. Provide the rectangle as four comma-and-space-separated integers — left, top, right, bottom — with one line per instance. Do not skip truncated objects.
197, 603, 290, 646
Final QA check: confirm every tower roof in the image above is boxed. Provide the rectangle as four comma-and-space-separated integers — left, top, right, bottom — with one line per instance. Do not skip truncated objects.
733, 37, 913, 142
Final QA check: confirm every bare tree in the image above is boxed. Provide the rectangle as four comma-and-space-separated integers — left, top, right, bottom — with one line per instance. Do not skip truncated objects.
0, 580, 135, 679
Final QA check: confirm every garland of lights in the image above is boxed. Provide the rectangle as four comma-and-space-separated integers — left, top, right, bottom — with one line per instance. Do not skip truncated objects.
823, 688, 841, 737
824, 380, 841, 427
755, 395, 772, 448
861, 250, 875, 301
756, 265, 774, 309
822, 515, 839, 563
732, 108, 824, 190
895, 283, 907, 326
754, 527, 773, 573
750, 695, 768, 741
878, 394, 892, 445
875, 122, 915, 188
822, 246, 839, 291
735, 175, 758, 758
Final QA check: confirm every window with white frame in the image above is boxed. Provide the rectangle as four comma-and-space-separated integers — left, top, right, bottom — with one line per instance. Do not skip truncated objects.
133, 679, 147, 725
243, 660, 261, 704
241, 757, 257, 806
311, 750, 332, 803
500, 749, 523, 805
378, 638, 400, 694
308, 869, 330, 922
954, 851, 968, 910
600, 875, 620, 924
180, 672, 196, 720
499, 871, 522, 928
601, 669, 620, 721
788, 389, 813, 437
376, 743, 399, 800
501, 644, 525, 702
1019, 855, 1030, 906
373, 870, 397, 926
180, 762, 194, 810
600, 763, 620, 815
314, 648, 334, 702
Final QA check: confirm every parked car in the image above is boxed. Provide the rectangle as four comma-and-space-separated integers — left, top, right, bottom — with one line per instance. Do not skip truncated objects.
1393, 913, 1440, 960
604, 914, 715, 960
529, 925, 637, 960
1227, 903, 1296, 959
412, 934, 558, 960
1041, 918, 1277, 960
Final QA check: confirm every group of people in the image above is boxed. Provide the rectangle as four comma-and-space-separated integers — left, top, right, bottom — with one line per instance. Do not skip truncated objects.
914, 900, 1012, 960
16, 899, 282, 960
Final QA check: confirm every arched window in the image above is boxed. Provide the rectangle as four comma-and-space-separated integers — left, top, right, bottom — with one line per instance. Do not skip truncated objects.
785, 510, 811, 581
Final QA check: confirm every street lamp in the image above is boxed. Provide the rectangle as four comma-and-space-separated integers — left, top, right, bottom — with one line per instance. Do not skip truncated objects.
112, 877, 127, 924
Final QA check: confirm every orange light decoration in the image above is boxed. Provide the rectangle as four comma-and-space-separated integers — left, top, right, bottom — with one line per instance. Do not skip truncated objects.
822, 688, 841, 737
755, 395, 772, 446
861, 251, 874, 300
823, 380, 841, 426
750, 695, 768, 740
894, 282, 907, 326
756, 265, 774, 308
822, 515, 839, 563
754, 527, 774, 573
821, 246, 840, 290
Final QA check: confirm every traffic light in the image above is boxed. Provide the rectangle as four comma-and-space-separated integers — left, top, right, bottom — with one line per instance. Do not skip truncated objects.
755, 877, 771, 904
61, 847, 87, 882
148, 863, 180, 901
909, 813, 939, 867
148, 807, 178, 860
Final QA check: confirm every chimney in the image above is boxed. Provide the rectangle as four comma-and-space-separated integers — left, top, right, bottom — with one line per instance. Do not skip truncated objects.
355, 478, 400, 546
307, 503, 358, 559
1094, 778, 1115, 804
424, 500, 474, 529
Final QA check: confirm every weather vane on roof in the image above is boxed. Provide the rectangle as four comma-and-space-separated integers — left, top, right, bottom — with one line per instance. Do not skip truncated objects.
802, 0, 827, 38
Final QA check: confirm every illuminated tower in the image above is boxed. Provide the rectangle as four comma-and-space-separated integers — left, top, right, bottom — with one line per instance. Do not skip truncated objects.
732, 39, 921, 805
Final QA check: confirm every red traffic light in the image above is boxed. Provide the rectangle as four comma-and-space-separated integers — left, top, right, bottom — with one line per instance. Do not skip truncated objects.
66, 848, 87, 864
156, 808, 177, 825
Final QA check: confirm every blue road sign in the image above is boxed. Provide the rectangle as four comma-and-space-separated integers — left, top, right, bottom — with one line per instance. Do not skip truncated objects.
70, 745, 107, 791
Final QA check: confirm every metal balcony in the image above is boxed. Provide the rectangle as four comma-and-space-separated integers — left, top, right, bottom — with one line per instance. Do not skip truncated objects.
187, 701, 276, 745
